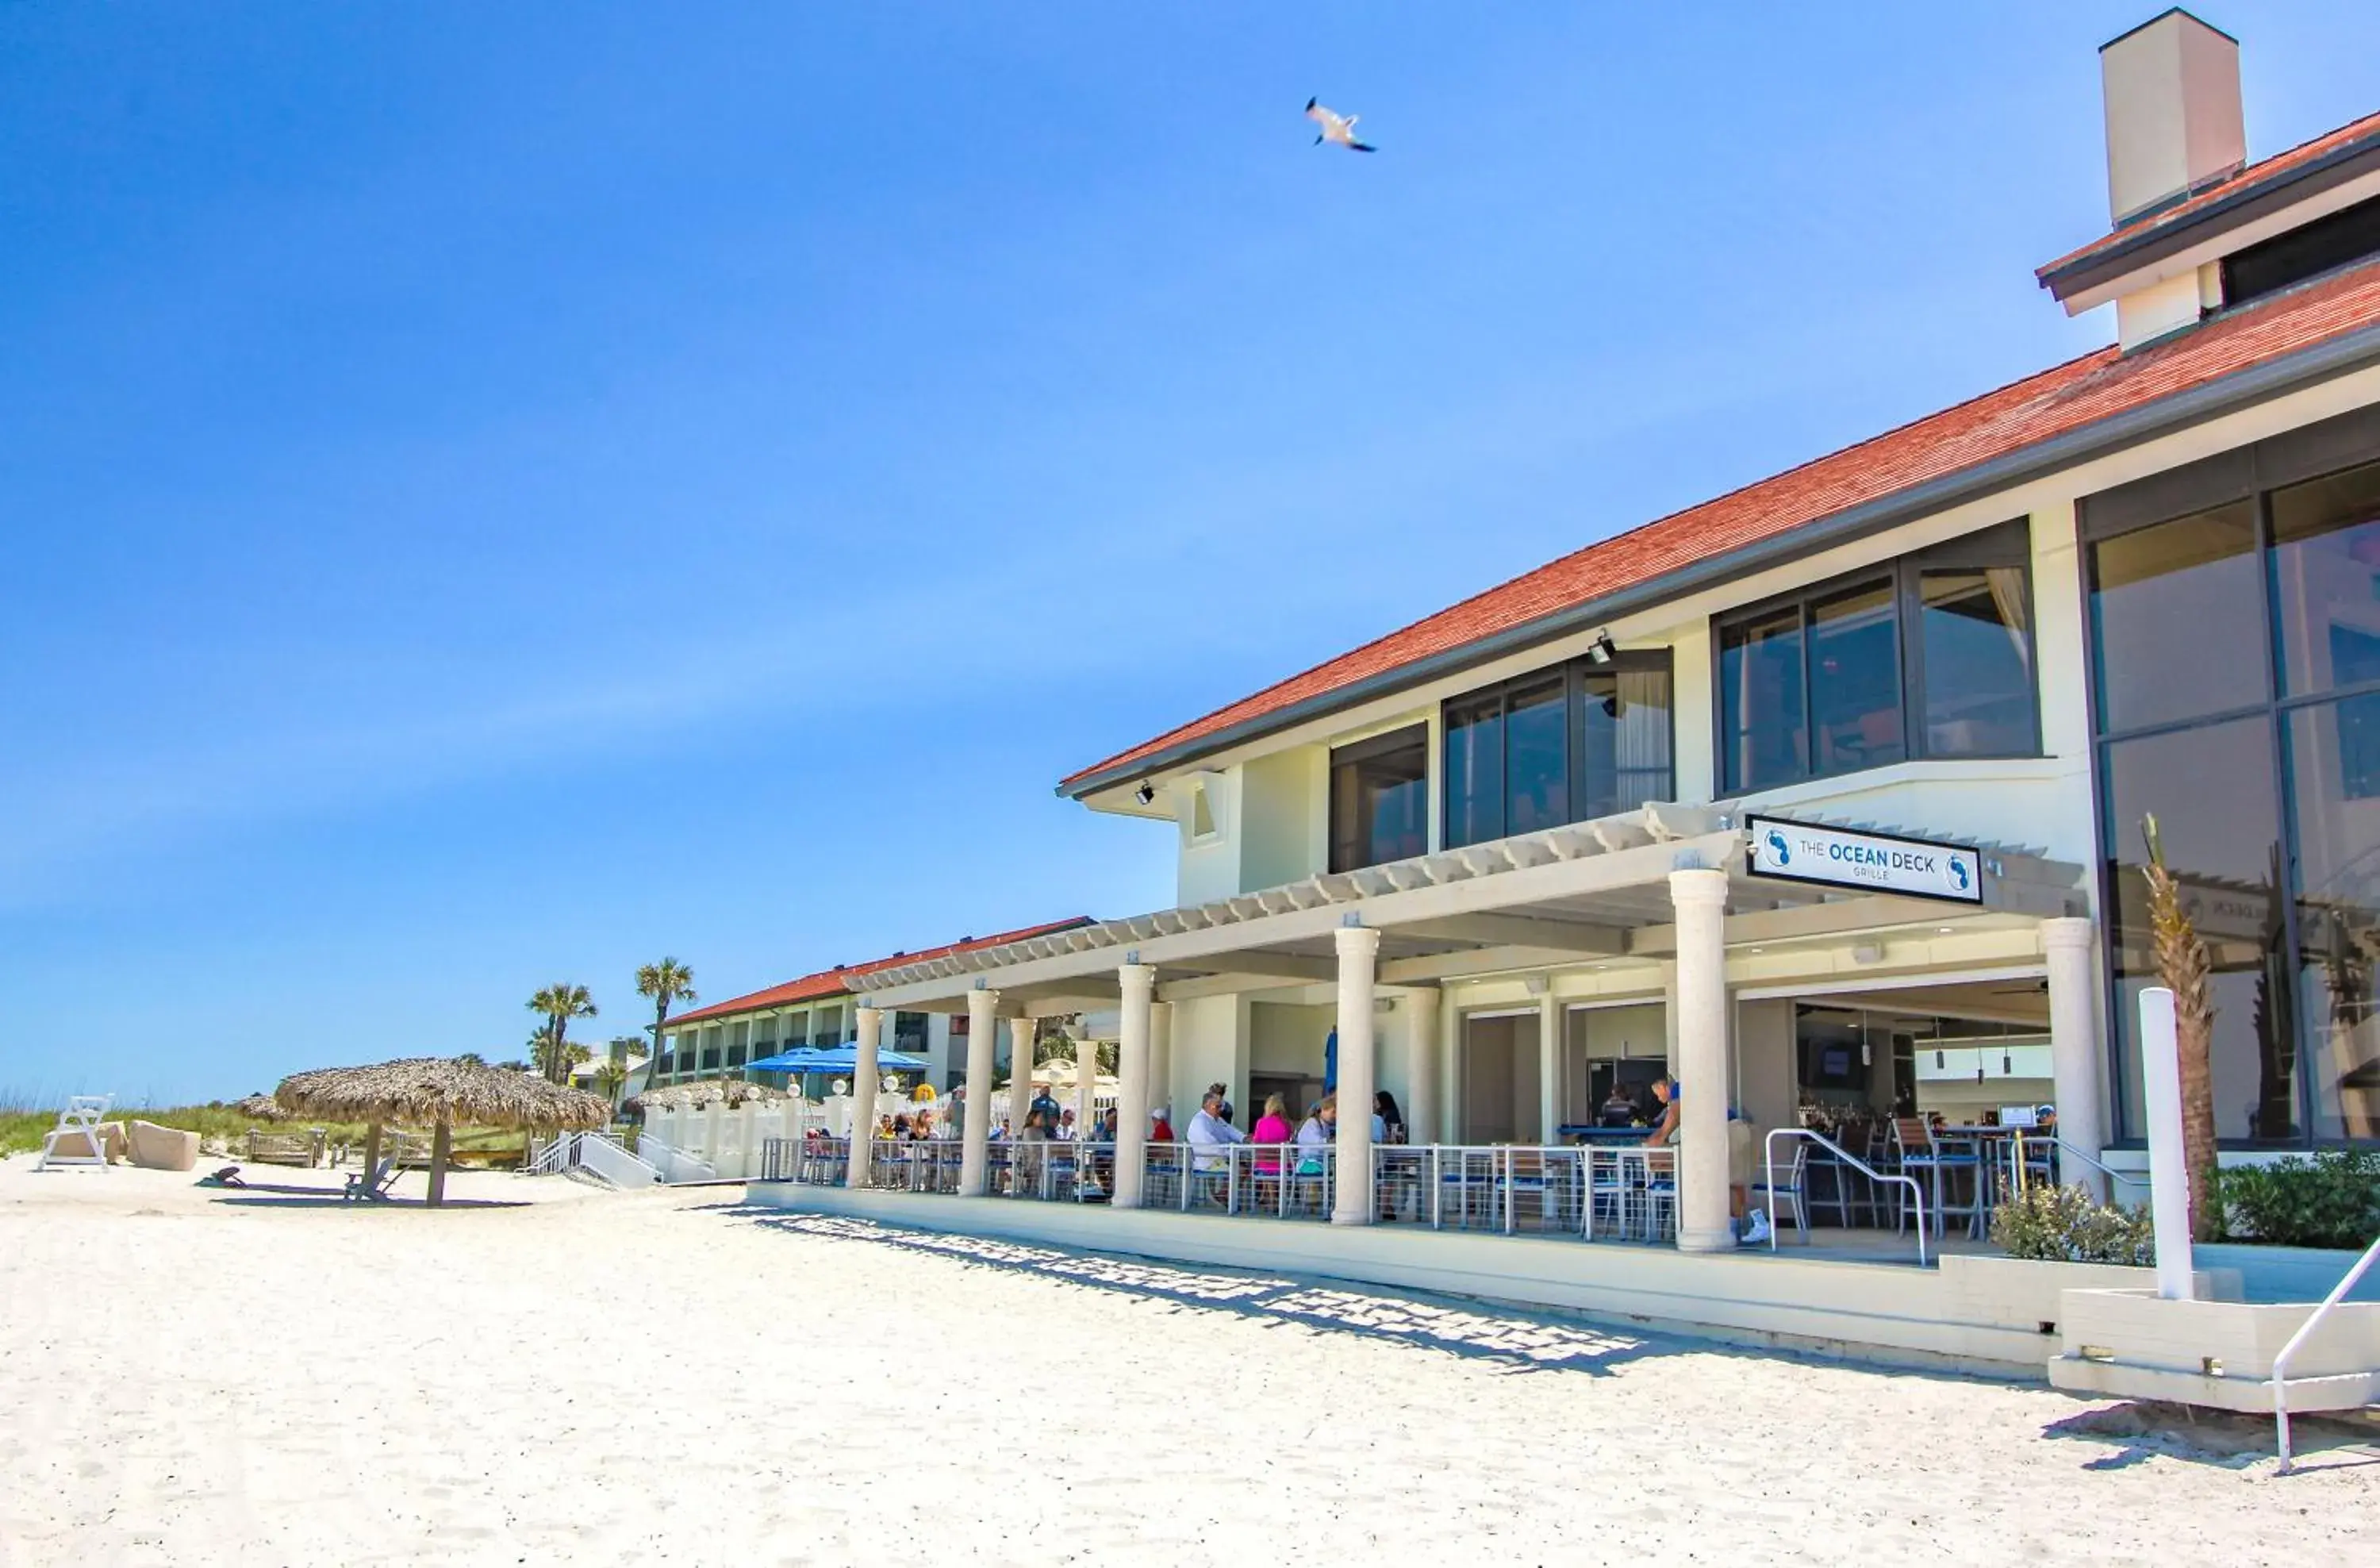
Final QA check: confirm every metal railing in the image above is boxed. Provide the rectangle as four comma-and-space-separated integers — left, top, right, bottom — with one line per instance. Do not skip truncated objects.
2273, 1228, 2380, 1473
988, 1139, 1116, 1203
526, 1132, 578, 1175
760, 1134, 849, 1186
1142, 1141, 1338, 1218
866, 1139, 967, 1195
634, 1134, 717, 1184
576, 1132, 660, 1188
1765, 1128, 1929, 1266
2000, 1134, 2152, 1197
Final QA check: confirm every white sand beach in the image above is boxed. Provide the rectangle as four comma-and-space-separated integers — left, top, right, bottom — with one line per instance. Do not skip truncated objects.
2, 1158, 2374, 1567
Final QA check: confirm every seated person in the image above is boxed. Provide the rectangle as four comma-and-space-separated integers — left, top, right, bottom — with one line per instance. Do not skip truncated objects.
1599, 1082, 1641, 1128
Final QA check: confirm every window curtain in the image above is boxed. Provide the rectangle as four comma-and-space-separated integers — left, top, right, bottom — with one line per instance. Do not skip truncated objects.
1985, 566, 2032, 675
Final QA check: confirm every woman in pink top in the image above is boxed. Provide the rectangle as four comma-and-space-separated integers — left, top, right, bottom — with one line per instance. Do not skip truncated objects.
1250, 1093, 1294, 1182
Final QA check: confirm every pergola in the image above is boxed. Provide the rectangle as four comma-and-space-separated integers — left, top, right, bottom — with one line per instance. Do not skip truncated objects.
842, 801, 2087, 1247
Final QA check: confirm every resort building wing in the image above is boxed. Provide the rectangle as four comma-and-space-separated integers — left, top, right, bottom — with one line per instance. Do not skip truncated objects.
651, 918, 1093, 1092
848, 5, 2380, 1214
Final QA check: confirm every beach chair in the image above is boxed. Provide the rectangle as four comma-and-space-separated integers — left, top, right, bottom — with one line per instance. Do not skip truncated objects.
33, 1095, 114, 1172
344, 1158, 400, 1202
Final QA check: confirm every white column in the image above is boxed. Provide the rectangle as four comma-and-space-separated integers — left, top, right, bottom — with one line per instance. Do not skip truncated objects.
959, 987, 1000, 1197
2138, 987, 2196, 1301
1537, 989, 1562, 1144
2042, 917, 2107, 1199
1669, 867, 1733, 1252
1436, 986, 1460, 1143
1404, 987, 1439, 1147
1006, 1018, 1036, 1141
1148, 1001, 1175, 1120
703, 1098, 724, 1168
846, 1005, 883, 1189
1073, 1026, 1099, 1143
1332, 924, 1381, 1226
1114, 964, 1157, 1207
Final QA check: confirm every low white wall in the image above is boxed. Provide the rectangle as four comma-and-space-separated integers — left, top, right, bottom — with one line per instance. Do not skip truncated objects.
750, 1183, 2060, 1374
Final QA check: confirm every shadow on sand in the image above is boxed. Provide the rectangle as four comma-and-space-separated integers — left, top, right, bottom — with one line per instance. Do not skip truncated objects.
725, 1204, 1688, 1374
2041, 1400, 2380, 1473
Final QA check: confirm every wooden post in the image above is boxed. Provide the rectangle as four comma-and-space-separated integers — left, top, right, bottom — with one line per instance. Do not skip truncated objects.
361, 1121, 382, 1182
427, 1118, 452, 1206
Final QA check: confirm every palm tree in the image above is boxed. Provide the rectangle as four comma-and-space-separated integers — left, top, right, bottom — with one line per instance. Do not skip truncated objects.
2141, 815, 2221, 1242
593, 1051, 634, 1109
636, 959, 697, 1082
528, 983, 599, 1085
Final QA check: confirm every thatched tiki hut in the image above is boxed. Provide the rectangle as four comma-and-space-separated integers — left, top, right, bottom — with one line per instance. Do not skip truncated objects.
275, 1057, 608, 1205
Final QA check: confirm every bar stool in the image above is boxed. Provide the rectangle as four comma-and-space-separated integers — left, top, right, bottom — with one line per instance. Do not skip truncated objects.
1891, 1118, 1983, 1238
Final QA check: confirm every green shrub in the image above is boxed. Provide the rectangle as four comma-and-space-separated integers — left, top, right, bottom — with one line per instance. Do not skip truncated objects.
2215, 1149, 2380, 1250
1990, 1184, 2156, 1266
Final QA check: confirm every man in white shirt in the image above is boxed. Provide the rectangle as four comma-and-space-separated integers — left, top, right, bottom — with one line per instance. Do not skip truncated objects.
1185, 1086, 1244, 1176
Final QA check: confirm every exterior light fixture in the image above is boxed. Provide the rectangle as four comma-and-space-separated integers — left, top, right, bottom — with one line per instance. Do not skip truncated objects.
1134, 781, 1157, 805
1587, 631, 1618, 665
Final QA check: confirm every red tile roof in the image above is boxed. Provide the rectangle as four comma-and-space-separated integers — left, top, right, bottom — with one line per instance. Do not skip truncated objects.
2038, 107, 2380, 282
665, 917, 1096, 1027
1062, 256, 2380, 793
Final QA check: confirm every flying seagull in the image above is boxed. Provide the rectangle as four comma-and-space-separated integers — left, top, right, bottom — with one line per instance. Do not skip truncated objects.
1304, 98, 1375, 152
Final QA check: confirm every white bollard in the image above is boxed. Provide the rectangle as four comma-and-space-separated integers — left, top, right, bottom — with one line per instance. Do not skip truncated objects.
2137, 986, 2196, 1301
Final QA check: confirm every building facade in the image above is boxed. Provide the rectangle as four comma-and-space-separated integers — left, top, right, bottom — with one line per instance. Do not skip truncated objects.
651, 920, 1092, 1093
847, 10, 2380, 1228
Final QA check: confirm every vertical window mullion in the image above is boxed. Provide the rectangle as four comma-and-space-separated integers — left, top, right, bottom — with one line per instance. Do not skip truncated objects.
1799, 598, 1817, 784
2262, 484, 2318, 1149
1899, 559, 1926, 760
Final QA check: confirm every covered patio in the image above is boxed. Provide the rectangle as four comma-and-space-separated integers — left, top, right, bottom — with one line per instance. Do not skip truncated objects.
788, 802, 2097, 1266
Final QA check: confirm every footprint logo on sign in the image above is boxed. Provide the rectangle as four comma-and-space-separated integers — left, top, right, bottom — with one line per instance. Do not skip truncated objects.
1948, 859, 1971, 894
1765, 828, 1791, 867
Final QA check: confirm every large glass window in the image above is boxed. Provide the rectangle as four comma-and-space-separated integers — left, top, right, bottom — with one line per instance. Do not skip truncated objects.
1442, 654, 1675, 850
1809, 579, 1904, 774
1718, 521, 2037, 793
2086, 432, 2380, 1148
1581, 664, 1675, 819
1919, 568, 2035, 756
1329, 725, 1429, 872
2088, 502, 2263, 731
1504, 674, 1569, 836
2100, 719, 2297, 1143
2284, 701, 2380, 1139
1441, 692, 1503, 851
2270, 460, 2380, 698
1719, 606, 1806, 793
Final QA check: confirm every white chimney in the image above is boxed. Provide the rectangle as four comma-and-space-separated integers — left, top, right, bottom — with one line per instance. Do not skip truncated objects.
2100, 10, 2245, 225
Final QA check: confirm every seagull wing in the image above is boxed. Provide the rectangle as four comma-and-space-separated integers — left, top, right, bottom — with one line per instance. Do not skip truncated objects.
1348, 140, 1376, 153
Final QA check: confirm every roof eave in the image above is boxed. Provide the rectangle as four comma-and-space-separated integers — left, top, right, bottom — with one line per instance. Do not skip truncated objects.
1059, 317, 2380, 801
2036, 132, 2380, 302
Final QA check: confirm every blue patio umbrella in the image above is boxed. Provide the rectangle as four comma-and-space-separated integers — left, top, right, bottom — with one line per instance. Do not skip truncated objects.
746, 1043, 932, 1075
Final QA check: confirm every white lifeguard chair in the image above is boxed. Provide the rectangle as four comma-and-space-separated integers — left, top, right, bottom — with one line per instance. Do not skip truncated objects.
33, 1095, 115, 1172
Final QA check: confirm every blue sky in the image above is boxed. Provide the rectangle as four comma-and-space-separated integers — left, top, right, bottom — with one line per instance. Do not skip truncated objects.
6, 3, 2377, 1103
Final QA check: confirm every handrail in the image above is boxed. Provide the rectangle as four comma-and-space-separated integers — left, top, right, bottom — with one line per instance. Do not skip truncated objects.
1765, 1128, 1929, 1267
2272, 1228, 2380, 1473
2004, 1134, 2151, 1194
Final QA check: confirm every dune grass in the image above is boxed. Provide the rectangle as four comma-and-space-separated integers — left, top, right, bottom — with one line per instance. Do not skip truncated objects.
0, 1101, 534, 1159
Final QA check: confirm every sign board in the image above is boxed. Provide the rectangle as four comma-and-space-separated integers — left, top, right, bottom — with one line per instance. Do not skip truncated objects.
1744, 814, 1983, 905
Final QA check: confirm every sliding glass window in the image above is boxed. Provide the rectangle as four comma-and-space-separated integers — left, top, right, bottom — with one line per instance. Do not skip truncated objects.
1329, 725, 1430, 873
1442, 653, 1674, 850
1717, 519, 2038, 794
